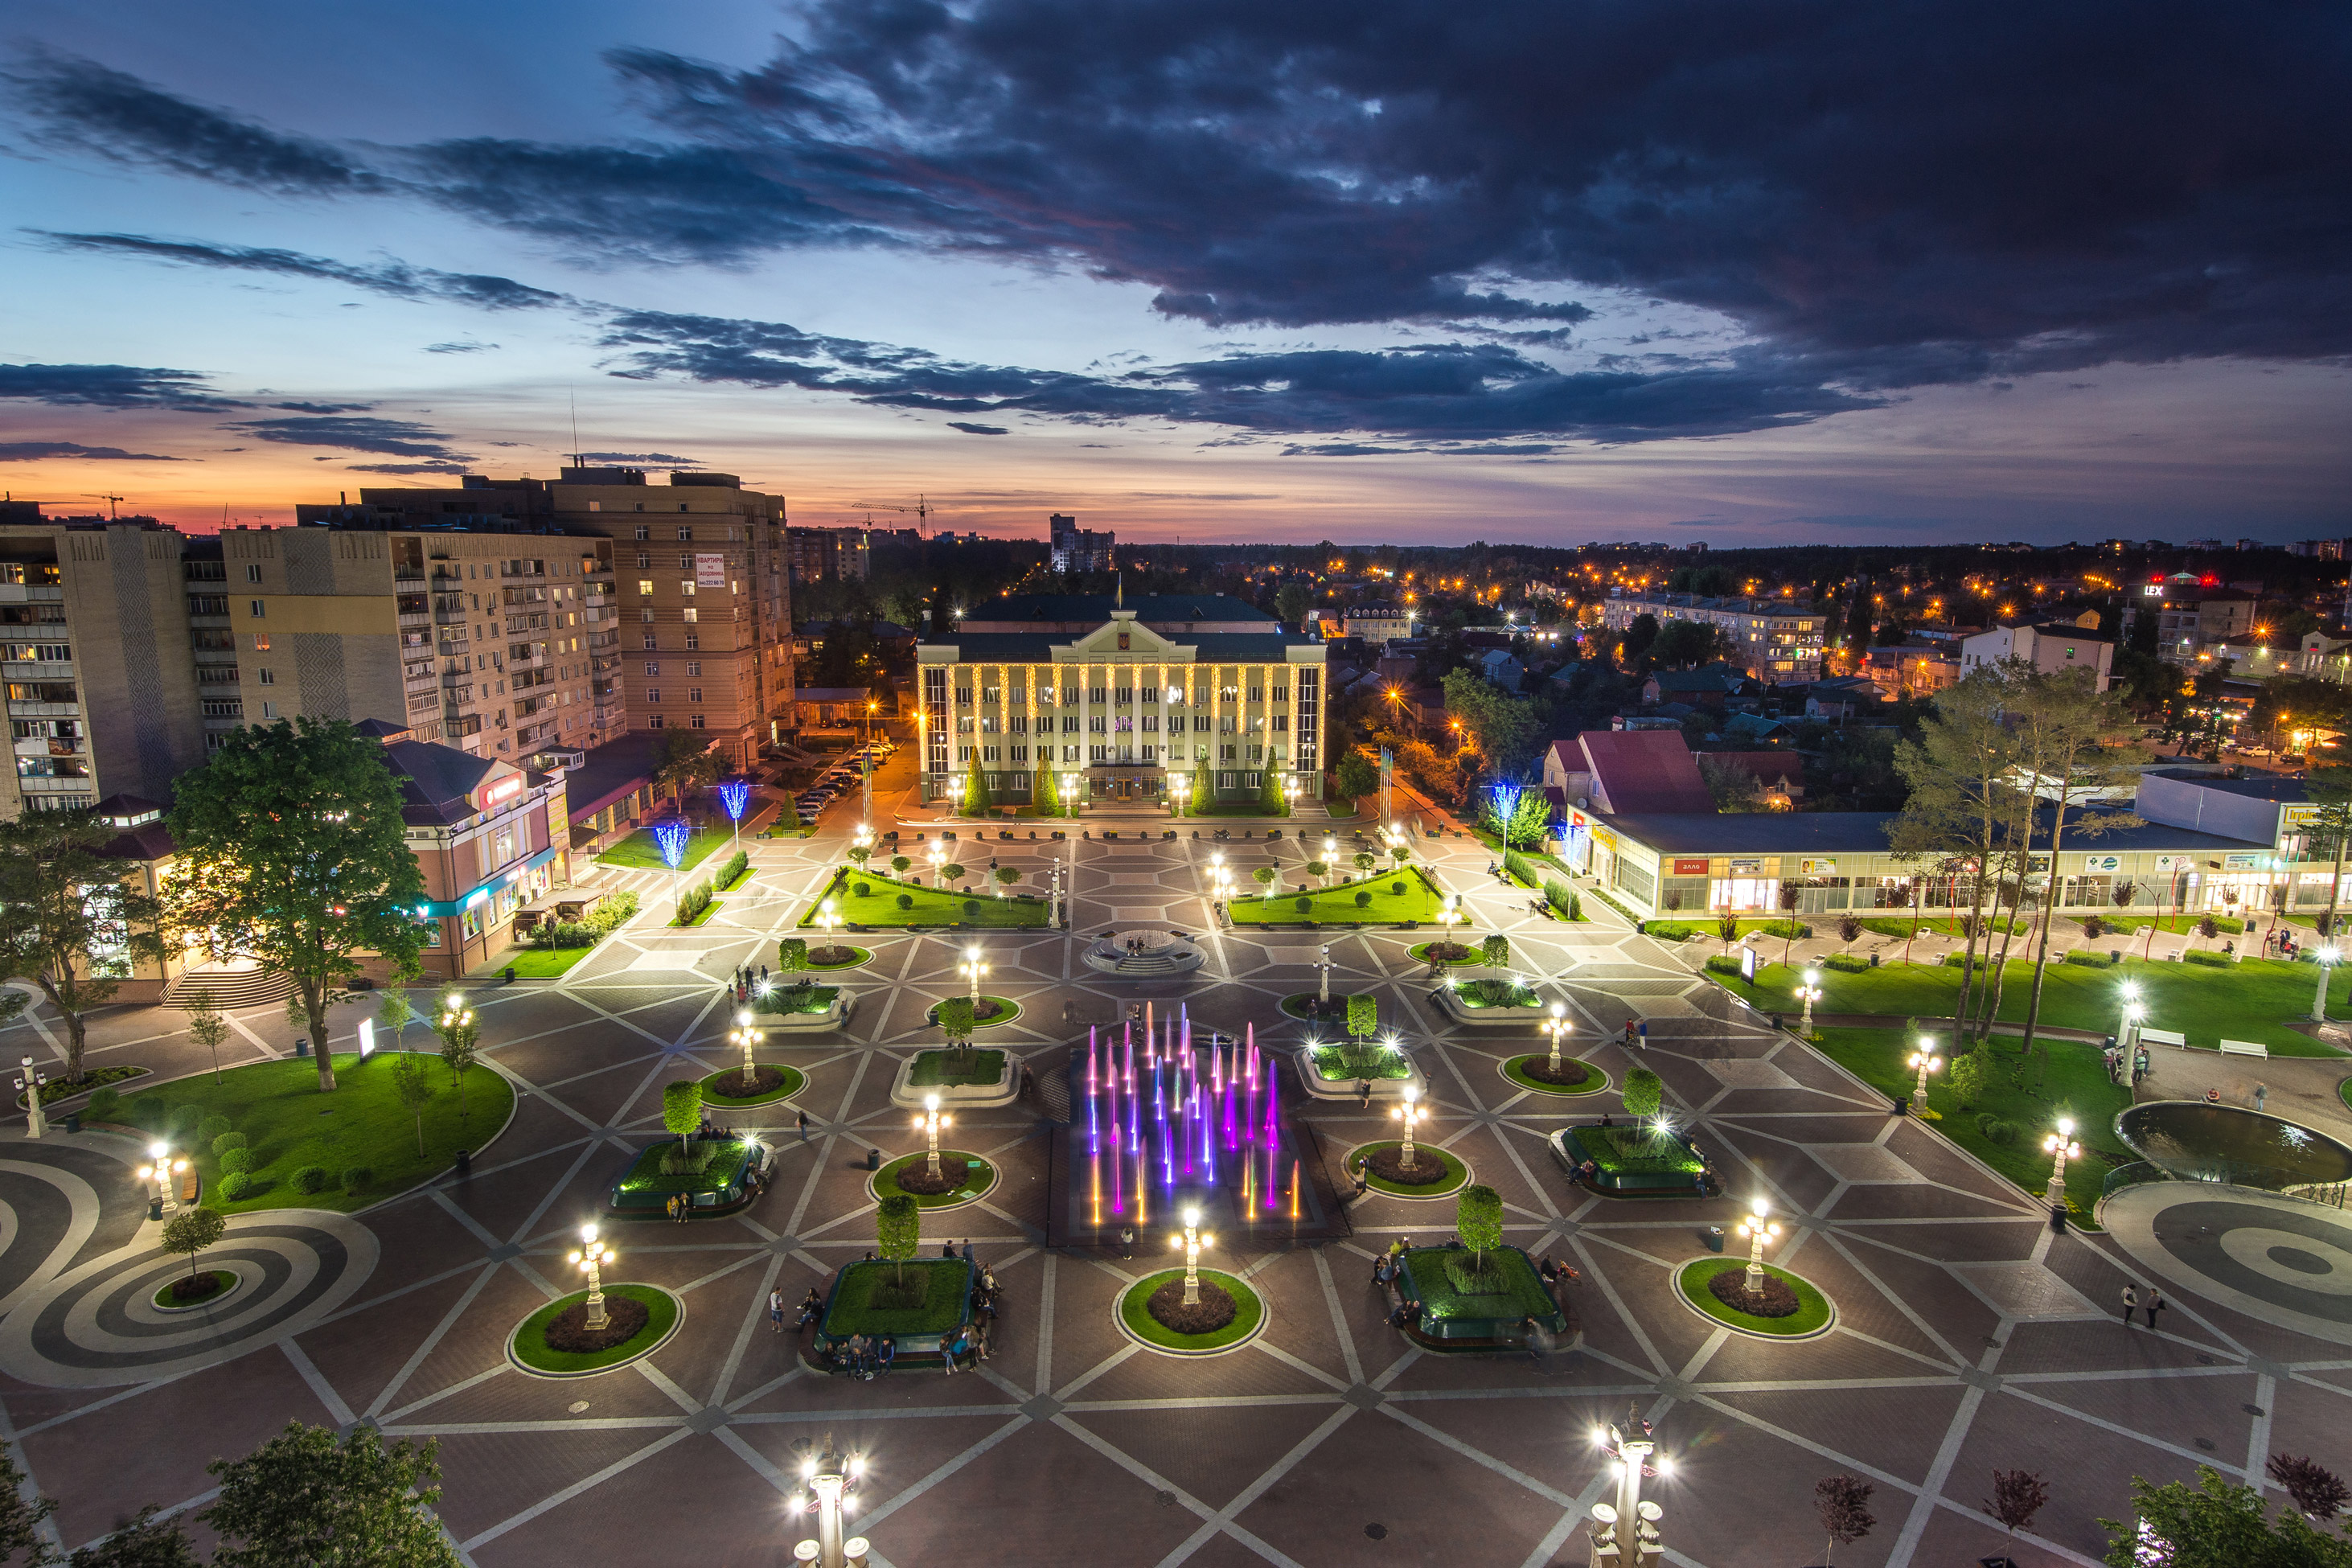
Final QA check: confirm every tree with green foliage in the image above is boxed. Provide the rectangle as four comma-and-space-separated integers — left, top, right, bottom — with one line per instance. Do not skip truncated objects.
661, 1080, 702, 1152
993, 866, 1021, 897
1354, 851, 1378, 876
876, 1192, 920, 1290
1946, 1049, 1992, 1109
1481, 784, 1554, 848
0, 809, 166, 1084
1274, 581, 1312, 628
1621, 612, 1660, 667
0, 1436, 57, 1565
1260, 768, 1284, 814
389, 1052, 434, 1158
1346, 994, 1377, 1041
68, 1506, 200, 1566
1456, 1184, 1503, 1283
163, 718, 428, 1094
162, 1205, 228, 1288
651, 729, 720, 809
937, 995, 977, 1067
778, 937, 809, 972
1439, 668, 1543, 778
376, 987, 417, 1055
1191, 766, 1212, 814
185, 988, 232, 1086
430, 1007, 479, 1120
1253, 865, 1277, 901
2307, 765, 2352, 941
891, 855, 912, 876
1650, 619, 1722, 669
1306, 860, 1328, 887
847, 844, 871, 871
1622, 1066, 1663, 1123
963, 754, 991, 816
2100, 1465, 2352, 1568
941, 862, 969, 894
1480, 934, 1510, 967
1335, 751, 1379, 802
1697, 754, 1767, 814
203, 1422, 462, 1568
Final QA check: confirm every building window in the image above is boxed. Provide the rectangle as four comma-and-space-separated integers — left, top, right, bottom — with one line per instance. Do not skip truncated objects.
642, 633, 658, 649
650, 714, 663, 728
261, 701, 277, 719
683, 633, 698, 649
691, 714, 704, 729
636, 552, 650, 568
647, 688, 661, 702
1011, 745, 1028, 762
245, 564, 262, 584
688, 687, 702, 703
681, 609, 697, 623
252, 634, 269, 651
634, 526, 649, 540
638, 580, 654, 596
677, 525, 692, 538
257, 668, 274, 685
680, 581, 696, 597
685, 661, 700, 677
249, 599, 265, 618
645, 662, 660, 675
640, 609, 655, 623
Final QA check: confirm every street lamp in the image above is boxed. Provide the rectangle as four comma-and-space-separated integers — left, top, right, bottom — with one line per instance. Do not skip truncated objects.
1169, 770, 1188, 818
2043, 1115, 2079, 1205
1793, 969, 1823, 1036
1316, 943, 1336, 1005
1590, 1410, 1667, 1568
1737, 1199, 1782, 1294
1172, 1205, 1215, 1306
15, 1056, 46, 1140
1390, 1085, 1426, 1172
958, 946, 988, 1005
729, 1010, 765, 1086
914, 1092, 952, 1181
815, 898, 842, 956
926, 840, 946, 885
1543, 1002, 1570, 1075
946, 773, 967, 817
790, 1434, 867, 1568
1322, 834, 1337, 886
2315, 946, 2340, 1024
2116, 980, 2142, 1048
1059, 773, 1079, 818
138, 1139, 187, 1218
569, 1224, 614, 1331
1283, 776, 1301, 817
1907, 1041, 1942, 1113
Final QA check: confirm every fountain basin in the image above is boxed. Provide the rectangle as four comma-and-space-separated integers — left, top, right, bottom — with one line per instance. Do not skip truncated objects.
2115, 1101, 2352, 1192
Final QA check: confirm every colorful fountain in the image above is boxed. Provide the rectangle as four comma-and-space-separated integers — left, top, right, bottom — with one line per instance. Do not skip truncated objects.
1047, 1003, 1348, 1246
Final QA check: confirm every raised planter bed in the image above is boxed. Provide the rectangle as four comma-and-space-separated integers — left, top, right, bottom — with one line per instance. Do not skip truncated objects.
924, 995, 1023, 1029
889, 1049, 1020, 1110
810, 1258, 975, 1370
748, 985, 854, 1033
1430, 983, 1553, 1028
1406, 941, 1487, 967
607, 1135, 774, 1215
1500, 1056, 1610, 1097
1549, 1125, 1714, 1197
151, 1269, 240, 1312
1394, 1245, 1567, 1347
1293, 1046, 1430, 1102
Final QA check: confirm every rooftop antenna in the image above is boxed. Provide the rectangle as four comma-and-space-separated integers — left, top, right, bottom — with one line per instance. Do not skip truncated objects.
87, 494, 125, 520
569, 392, 581, 467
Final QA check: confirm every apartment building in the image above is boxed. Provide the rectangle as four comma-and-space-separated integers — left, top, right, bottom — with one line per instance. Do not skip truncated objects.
787, 527, 870, 583
311, 467, 793, 768
915, 592, 1325, 804
1344, 605, 1416, 646
2, 518, 208, 815
2127, 583, 2260, 664
1958, 618, 2115, 692
1049, 514, 1115, 574
1599, 591, 1828, 675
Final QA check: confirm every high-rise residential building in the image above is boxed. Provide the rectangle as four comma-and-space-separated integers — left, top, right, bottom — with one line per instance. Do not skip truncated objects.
1048, 513, 1115, 573
2, 517, 209, 815
1598, 590, 1829, 676
787, 527, 871, 583
312, 466, 793, 767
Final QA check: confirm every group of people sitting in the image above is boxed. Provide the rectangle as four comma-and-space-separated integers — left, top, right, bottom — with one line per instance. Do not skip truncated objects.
1367, 1238, 1584, 1340
831, 1333, 897, 1379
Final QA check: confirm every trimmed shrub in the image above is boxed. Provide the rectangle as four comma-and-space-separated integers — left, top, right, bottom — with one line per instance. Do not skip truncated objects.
717, 849, 750, 888
897, 893, 914, 909
85, 1087, 121, 1122
1389, 880, 1406, 896
341, 1166, 374, 1194
1644, 922, 1700, 942
1757, 919, 1812, 940
1354, 891, 1373, 908
1569, 890, 1582, 922
852, 881, 872, 898
1984, 1119, 2019, 1147
290, 1164, 332, 1195
1823, 952, 1872, 973
2183, 948, 2232, 967
218, 1148, 254, 1176
167, 1105, 202, 1139
1502, 849, 1538, 887
217, 1172, 252, 1201
1705, 954, 1743, 975
531, 889, 639, 949
962, 900, 982, 917
1472, 977, 1514, 1006
1295, 897, 1312, 913
2063, 950, 2114, 967
197, 1114, 232, 1144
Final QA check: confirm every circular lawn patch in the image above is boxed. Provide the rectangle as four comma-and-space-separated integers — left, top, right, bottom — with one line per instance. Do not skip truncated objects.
1673, 1258, 1836, 1340
870, 1151, 998, 1210
1501, 1055, 1609, 1097
1280, 994, 1350, 1022
923, 996, 1023, 1029
1344, 1140, 1472, 1200
805, 945, 872, 970
508, 1284, 682, 1377
698, 1064, 805, 1108
1115, 1269, 1266, 1356
151, 1270, 238, 1311
1406, 941, 1482, 967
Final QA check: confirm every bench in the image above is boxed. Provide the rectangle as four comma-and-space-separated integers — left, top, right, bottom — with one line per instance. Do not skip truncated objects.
2219, 1038, 2270, 1059
2138, 1028, 2186, 1049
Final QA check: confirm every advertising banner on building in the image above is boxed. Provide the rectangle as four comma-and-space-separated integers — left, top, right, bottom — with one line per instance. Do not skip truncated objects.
695, 553, 726, 588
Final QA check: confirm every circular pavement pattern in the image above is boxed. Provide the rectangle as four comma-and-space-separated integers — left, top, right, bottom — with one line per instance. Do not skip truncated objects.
2103, 1184, 2352, 1346
0, 1210, 380, 1387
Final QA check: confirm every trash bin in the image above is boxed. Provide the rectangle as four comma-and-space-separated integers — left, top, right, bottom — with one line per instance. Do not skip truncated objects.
2049, 1203, 2067, 1233
62, 1111, 80, 1135
454, 1148, 471, 1177
293, 1036, 310, 1058
1705, 1225, 1726, 1253
1892, 1094, 1910, 1117
865, 1147, 882, 1172
1870, 951, 1881, 967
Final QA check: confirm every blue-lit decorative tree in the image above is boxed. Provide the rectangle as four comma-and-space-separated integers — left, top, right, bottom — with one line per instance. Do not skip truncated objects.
716, 778, 752, 844
653, 818, 691, 913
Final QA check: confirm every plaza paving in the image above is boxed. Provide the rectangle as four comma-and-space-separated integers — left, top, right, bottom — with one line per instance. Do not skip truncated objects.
1, 770, 2349, 1566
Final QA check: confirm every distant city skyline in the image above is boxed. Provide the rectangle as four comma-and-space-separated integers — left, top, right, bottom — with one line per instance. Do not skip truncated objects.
5, 1, 2350, 544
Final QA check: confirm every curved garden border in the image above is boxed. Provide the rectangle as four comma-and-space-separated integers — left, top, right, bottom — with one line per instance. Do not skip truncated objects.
923, 997, 1024, 1031
1113, 1269, 1268, 1357
1671, 1258, 1837, 1341
1500, 1056, 1610, 1098
868, 1151, 1000, 1211
1406, 941, 1488, 967
507, 1283, 684, 1379
698, 1064, 806, 1110
1280, 994, 1344, 1021
1340, 1140, 1472, 1200
802, 946, 874, 971
150, 1270, 240, 1314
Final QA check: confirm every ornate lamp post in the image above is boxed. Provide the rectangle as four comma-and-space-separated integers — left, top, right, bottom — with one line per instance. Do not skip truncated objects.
15, 1056, 46, 1139
1589, 1409, 1669, 1568
915, 1090, 953, 1180
1737, 1199, 1782, 1292
1172, 1205, 1214, 1305
1322, 834, 1337, 886
926, 841, 946, 885
1793, 968, 1824, 1036
569, 1224, 614, 1330
1168, 770, 1188, 819
1058, 774, 1080, 818
1316, 943, 1335, 1005
2116, 979, 2142, 1049
945, 773, 967, 818
1907, 1040, 1942, 1114
958, 946, 988, 1006
730, 1010, 764, 1084
790, 1434, 867, 1568
2314, 946, 2340, 1024
1389, 1084, 1426, 1172
814, 898, 842, 956
1283, 776, 1301, 817
2043, 1115, 2080, 1205
138, 1140, 187, 1219
1543, 1002, 1570, 1074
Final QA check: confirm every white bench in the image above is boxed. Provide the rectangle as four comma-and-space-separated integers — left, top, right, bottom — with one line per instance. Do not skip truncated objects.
2219, 1038, 2270, 1059
2139, 1028, 2186, 1049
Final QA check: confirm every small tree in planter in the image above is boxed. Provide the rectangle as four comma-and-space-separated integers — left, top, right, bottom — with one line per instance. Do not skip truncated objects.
662, 1079, 702, 1153
876, 1192, 921, 1298
993, 866, 1021, 899
942, 863, 969, 897
891, 855, 912, 876
1718, 913, 1739, 949
1254, 866, 1278, 901
1481, 933, 1510, 967
1455, 1184, 1503, 1290
847, 845, 872, 873
1985, 1469, 2050, 1535
1621, 1067, 1666, 1147
1389, 843, 1411, 869
1778, 880, 1803, 965
162, 1205, 228, 1296
1813, 1475, 1875, 1566
1337, 994, 1381, 1077
2267, 1453, 2349, 1521
937, 995, 978, 1071
1354, 852, 1377, 876
1837, 913, 1861, 944
1306, 860, 1329, 888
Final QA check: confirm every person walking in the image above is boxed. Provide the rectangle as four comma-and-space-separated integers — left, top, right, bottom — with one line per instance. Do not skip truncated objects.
768, 1286, 785, 1334
1357, 1080, 1372, 1110
1523, 1313, 1555, 1363
2120, 1283, 2139, 1327
797, 1109, 811, 1143
2254, 1083, 2268, 1113
2144, 1287, 2166, 1331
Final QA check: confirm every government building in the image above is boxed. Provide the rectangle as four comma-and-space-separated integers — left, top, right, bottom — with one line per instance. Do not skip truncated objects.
914, 593, 1325, 805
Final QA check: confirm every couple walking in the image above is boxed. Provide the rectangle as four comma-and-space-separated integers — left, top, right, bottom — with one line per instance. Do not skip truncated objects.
2119, 1283, 2167, 1330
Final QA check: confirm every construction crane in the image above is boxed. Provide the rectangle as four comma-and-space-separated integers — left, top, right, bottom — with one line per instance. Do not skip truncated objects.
85, 494, 125, 520
849, 495, 931, 537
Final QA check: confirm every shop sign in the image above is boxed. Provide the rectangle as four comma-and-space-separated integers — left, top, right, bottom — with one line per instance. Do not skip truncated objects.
1727, 856, 1764, 874
1673, 858, 1710, 876
1593, 827, 1619, 853
2223, 852, 2264, 869
1800, 858, 1838, 875
476, 773, 523, 812
2082, 854, 2121, 873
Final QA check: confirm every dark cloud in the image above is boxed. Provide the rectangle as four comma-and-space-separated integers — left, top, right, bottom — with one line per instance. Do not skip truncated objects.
345, 461, 474, 474
225, 415, 471, 460
0, 441, 186, 462
425, 341, 499, 354
946, 421, 1009, 435
574, 450, 704, 464
272, 400, 376, 413
35, 232, 567, 310
0, 362, 242, 411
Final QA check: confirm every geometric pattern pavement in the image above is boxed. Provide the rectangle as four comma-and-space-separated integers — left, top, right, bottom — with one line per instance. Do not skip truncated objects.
0, 757, 2347, 1566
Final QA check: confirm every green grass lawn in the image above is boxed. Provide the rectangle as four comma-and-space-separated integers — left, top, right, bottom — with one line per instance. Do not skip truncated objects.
907, 1049, 1007, 1087
1401, 1246, 1556, 1324
129, 1054, 513, 1214
1449, 980, 1542, 1009
1227, 868, 1448, 926
1574, 1125, 1703, 1176
699, 1064, 805, 1106
1677, 1259, 1833, 1336
497, 945, 604, 978
614, 1136, 757, 1197
597, 827, 725, 872
749, 984, 839, 1017
1346, 1140, 1469, 1197
1806, 1025, 2130, 1217
1720, 955, 2349, 1057
803, 869, 1049, 929
874, 1151, 996, 1208
1309, 1045, 1414, 1082
823, 1259, 972, 1338
511, 1284, 678, 1374
1119, 1269, 1265, 1349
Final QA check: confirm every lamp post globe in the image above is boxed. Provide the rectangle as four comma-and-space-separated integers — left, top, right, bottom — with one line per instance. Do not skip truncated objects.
791, 1435, 866, 1568
1736, 1199, 1782, 1293
568, 1224, 614, 1330
1172, 1205, 1214, 1306
1794, 970, 1823, 1037
1544, 1002, 1570, 1073
2043, 1115, 2081, 1205
915, 1092, 951, 1180
1389, 1085, 1425, 1172
1907, 1041, 1942, 1113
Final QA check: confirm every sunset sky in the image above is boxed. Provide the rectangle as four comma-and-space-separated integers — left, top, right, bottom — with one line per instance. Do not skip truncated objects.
6, 0, 2350, 546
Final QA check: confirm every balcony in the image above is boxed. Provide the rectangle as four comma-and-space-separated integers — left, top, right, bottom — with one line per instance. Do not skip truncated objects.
443, 681, 475, 705
2, 659, 72, 679
445, 712, 484, 738
432, 596, 470, 622
437, 638, 470, 658
195, 666, 242, 688
516, 719, 560, 748
504, 613, 548, 634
